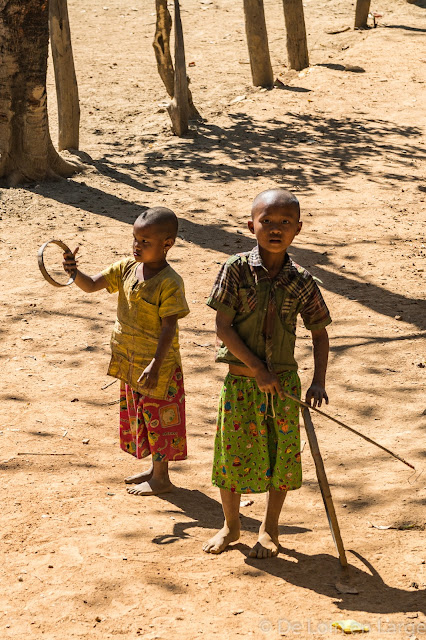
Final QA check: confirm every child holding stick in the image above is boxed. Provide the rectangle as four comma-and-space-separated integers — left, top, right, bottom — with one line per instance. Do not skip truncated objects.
63, 207, 189, 496
204, 189, 331, 557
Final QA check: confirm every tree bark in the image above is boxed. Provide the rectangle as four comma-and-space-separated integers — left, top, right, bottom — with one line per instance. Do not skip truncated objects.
153, 0, 199, 121
354, 0, 371, 29
153, 0, 174, 98
243, 0, 274, 87
49, 0, 80, 150
282, 0, 309, 71
0, 0, 81, 185
167, 0, 189, 136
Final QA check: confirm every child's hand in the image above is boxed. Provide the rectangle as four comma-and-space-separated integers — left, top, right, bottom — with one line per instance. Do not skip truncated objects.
138, 360, 160, 390
63, 247, 79, 274
305, 383, 329, 408
254, 366, 285, 400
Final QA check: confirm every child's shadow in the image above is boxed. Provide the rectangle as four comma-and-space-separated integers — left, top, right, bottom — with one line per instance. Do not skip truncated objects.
152, 487, 310, 545
244, 547, 426, 615
154, 490, 425, 615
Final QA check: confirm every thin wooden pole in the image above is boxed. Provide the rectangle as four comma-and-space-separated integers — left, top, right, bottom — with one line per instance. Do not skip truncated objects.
355, 0, 371, 29
49, 0, 80, 150
281, 390, 415, 470
282, 0, 309, 71
303, 408, 348, 568
167, 0, 189, 136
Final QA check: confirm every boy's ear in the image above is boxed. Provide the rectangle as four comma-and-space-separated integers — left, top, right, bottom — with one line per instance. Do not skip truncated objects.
247, 220, 255, 234
164, 237, 175, 252
296, 221, 303, 235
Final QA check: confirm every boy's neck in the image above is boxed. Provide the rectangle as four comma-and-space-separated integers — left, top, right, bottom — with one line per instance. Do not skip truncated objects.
258, 246, 287, 279
136, 260, 168, 281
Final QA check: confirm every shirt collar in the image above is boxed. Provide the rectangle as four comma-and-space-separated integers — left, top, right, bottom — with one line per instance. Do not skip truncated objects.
247, 245, 263, 267
248, 245, 291, 280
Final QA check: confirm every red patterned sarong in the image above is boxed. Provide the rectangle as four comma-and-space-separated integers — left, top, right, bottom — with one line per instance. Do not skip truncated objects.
119, 368, 186, 462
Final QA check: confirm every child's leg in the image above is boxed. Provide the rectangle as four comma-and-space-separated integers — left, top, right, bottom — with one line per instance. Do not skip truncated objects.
119, 381, 153, 483
248, 371, 302, 558
126, 368, 186, 496
249, 488, 287, 558
126, 458, 172, 496
203, 489, 241, 554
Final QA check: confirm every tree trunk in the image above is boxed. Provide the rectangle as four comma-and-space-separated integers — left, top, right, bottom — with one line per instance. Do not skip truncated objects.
354, 0, 371, 29
153, 0, 174, 98
153, 0, 199, 121
243, 0, 274, 87
0, 0, 82, 185
282, 0, 309, 71
167, 0, 189, 136
49, 0, 80, 150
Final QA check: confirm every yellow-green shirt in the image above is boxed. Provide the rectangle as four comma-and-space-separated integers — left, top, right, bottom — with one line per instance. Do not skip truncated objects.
102, 258, 190, 399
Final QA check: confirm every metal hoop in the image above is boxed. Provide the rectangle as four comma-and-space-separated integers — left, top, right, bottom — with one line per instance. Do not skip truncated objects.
37, 239, 77, 287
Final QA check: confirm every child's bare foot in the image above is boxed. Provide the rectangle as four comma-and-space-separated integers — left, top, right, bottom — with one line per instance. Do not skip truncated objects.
124, 467, 153, 484
248, 527, 279, 559
202, 524, 240, 554
126, 477, 173, 496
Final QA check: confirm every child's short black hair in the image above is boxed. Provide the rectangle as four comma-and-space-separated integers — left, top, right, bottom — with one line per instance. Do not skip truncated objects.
252, 189, 300, 219
135, 207, 178, 239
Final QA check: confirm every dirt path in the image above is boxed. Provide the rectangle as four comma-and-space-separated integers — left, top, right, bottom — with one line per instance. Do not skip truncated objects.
0, 0, 425, 638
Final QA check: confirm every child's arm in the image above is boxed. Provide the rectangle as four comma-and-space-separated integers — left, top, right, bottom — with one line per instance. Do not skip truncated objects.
216, 309, 286, 400
63, 247, 108, 293
138, 314, 178, 390
306, 327, 329, 408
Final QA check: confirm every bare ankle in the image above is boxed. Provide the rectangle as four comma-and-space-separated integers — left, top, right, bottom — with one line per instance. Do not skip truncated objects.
151, 460, 170, 482
224, 519, 240, 535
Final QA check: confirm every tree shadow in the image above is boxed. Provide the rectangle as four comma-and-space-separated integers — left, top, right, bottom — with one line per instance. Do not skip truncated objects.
90, 158, 158, 194
29, 111, 425, 210
93, 112, 424, 191
26, 110, 425, 331
384, 24, 426, 32
274, 84, 312, 92
288, 244, 426, 331
316, 63, 347, 71
28, 180, 148, 226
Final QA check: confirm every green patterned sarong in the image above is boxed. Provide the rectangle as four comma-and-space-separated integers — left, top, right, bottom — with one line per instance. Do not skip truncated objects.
212, 371, 302, 494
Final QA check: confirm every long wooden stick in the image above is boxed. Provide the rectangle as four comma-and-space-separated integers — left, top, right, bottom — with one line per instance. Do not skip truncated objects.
282, 390, 415, 470
18, 452, 74, 456
303, 408, 348, 568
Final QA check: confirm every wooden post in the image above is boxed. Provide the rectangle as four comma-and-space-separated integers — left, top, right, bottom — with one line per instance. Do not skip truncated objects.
153, 0, 175, 98
282, 0, 309, 71
153, 0, 199, 122
303, 408, 348, 568
243, 0, 274, 87
49, 0, 80, 150
167, 0, 189, 136
354, 0, 371, 29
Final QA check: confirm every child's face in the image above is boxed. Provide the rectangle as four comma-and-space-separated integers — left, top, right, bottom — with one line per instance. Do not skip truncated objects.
248, 203, 302, 255
132, 221, 173, 264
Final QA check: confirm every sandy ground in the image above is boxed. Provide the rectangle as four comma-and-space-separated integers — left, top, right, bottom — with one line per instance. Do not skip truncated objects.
1, 0, 426, 638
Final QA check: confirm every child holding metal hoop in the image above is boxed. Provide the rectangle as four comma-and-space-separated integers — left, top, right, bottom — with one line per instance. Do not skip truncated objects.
203, 189, 331, 558
63, 207, 189, 496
